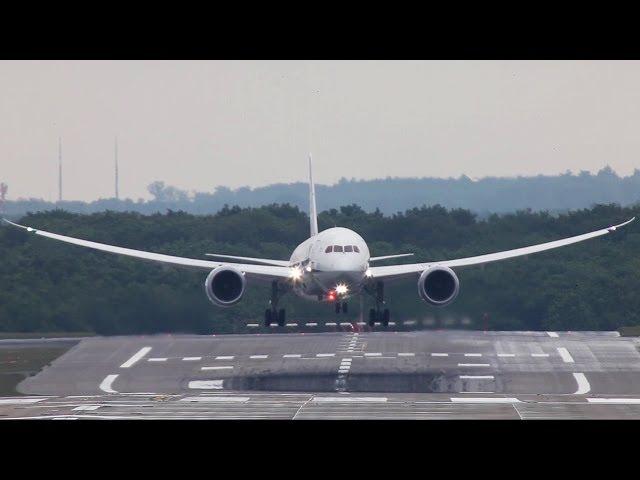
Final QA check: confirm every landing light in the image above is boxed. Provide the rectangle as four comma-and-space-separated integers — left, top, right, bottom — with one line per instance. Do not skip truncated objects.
335, 283, 349, 295
289, 266, 303, 280
365, 268, 373, 278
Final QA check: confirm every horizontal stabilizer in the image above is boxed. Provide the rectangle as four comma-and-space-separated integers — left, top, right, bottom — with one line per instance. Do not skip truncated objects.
205, 253, 290, 267
369, 253, 414, 262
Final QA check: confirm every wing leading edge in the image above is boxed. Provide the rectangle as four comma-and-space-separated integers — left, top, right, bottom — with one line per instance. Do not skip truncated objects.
2, 219, 291, 281
369, 217, 635, 280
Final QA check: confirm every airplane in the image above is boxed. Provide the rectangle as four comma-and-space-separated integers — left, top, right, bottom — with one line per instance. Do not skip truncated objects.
2, 156, 635, 328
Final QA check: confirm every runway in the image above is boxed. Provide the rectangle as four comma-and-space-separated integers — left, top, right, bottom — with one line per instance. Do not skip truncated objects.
3, 329, 640, 419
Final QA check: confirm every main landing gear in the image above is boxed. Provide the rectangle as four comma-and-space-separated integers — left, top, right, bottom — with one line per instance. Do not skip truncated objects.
264, 281, 287, 327
367, 281, 391, 327
335, 302, 348, 314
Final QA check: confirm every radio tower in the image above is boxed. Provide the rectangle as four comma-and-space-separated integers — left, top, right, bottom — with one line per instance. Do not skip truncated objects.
0, 182, 7, 214
114, 136, 119, 200
57, 137, 63, 202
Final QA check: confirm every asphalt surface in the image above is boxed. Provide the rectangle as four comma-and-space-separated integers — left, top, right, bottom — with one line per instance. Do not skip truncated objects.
3, 329, 640, 419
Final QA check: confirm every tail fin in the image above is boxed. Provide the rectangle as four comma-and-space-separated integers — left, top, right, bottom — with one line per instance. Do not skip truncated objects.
308, 153, 318, 237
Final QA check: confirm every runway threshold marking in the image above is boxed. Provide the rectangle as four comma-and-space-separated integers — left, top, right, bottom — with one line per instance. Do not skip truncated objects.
99, 374, 119, 393
557, 347, 575, 363
573, 373, 591, 394
120, 346, 152, 368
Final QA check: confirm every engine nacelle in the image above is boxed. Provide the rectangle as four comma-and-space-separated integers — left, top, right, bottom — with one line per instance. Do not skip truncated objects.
418, 266, 460, 306
205, 266, 246, 307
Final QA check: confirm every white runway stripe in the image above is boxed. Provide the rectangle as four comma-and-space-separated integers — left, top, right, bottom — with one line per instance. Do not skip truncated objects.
557, 347, 574, 363
182, 357, 202, 361
431, 353, 448, 357
316, 353, 335, 357
148, 357, 167, 362
497, 353, 515, 357
99, 374, 119, 393
464, 353, 482, 357
188, 380, 224, 390
201, 366, 233, 370
73, 405, 100, 411
398, 353, 415, 357
587, 398, 640, 404
250, 355, 268, 359
458, 363, 490, 367
460, 375, 495, 379
547, 331, 559, 337
326, 322, 337, 326
306, 323, 318, 327
573, 373, 591, 394
364, 353, 382, 357
286, 323, 298, 327
0, 397, 48, 405
451, 397, 520, 403
283, 354, 301, 358
313, 397, 387, 403
531, 353, 550, 357
215, 356, 234, 360
120, 346, 152, 368
247, 324, 259, 327
181, 396, 249, 403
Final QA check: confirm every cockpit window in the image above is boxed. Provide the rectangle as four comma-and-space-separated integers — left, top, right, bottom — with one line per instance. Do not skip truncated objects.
333, 245, 343, 252
344, 245, 353, 252
325, 246, 333, 253
353, 245, 360, 253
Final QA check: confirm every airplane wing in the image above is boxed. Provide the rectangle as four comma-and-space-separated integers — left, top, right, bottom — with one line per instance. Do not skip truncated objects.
369, 253, 414, 262
205, 253, 291, 266
2, 219, 291, 281
368, 217, 635, 281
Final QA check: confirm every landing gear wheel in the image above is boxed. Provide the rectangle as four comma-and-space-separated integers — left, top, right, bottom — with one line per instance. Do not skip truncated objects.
342, 302, 348, 314
278, 308, 286, 327
264, 309, 272, 327
335, 302, 341, 314
369, 308, 377, 327
382, 309, 390, 327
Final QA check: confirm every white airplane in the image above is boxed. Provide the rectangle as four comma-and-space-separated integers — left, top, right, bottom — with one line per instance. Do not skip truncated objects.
3, 156, 635, 327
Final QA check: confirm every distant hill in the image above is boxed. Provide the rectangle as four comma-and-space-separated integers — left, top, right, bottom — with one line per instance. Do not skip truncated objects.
4, 166, 640, 217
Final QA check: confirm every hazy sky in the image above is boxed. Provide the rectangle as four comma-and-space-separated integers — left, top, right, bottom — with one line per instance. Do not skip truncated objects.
2, 60, 640, 201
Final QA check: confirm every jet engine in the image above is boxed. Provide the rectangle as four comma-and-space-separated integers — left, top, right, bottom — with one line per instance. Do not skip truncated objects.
418, 266, 460, 306
205, 266, 246, 307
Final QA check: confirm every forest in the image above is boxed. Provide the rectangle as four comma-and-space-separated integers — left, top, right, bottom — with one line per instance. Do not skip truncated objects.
1, 202, 639, 334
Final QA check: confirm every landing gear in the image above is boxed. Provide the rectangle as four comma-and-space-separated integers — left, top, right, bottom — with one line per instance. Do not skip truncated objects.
335, 302, 341, 314
342, 302, 348, 314
366, 281, 391, 328
264, 281, 287, 327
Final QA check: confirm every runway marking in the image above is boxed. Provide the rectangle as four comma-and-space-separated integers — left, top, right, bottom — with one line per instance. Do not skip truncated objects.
313, 397, 387, 403
431, 353, 449, 357
458, 363, 490, 367
120, 346, 152, 368
398, 353, 415, 357
250, 355, 268, 359
188, 380, 224, 390
340, 322, 352, 326
587, 398, 640, 404
451, 397, 520, 403
283, 354, 302, 358
201, 366, 233, 371
215, 356, 234, 360
181, 396, 249, 403
497, 353, 515, 357
531, 353, 550, 357
464, 353, 482, 357
557, 347, 575, 363
287, 323, 298, 327
460, 375, 495, 380
573, 373, 591, 395
148, 357, 167, 362
247, 324, 260, 327
99, 374, 119, 393
547, 331, 559, 337
0, 397, 48, 405
326, 322, 337, 326
306, 323, 318, 327
316, 353, 335, 357
73, 405, 101, 411
183, 357, 202, 361
364, 353, 382, 357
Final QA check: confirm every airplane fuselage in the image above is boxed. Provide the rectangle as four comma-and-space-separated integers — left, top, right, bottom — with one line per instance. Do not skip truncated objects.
289, 227, 370, 302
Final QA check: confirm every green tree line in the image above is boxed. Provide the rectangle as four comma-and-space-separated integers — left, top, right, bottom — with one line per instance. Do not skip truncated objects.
1, 203, 639, 334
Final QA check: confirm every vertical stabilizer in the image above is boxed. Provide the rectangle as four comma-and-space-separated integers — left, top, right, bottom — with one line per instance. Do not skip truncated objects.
308, 154, 318, 237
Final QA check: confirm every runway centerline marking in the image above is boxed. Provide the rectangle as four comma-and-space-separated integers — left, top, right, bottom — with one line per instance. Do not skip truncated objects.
547, 331, 559, 338
497, 353, 515, 357
464, 353, 482, 357
458, 363, 491, 367
557, 347, 575, 363
189, 380, 223, 390
460, 375, 495, 379
431, 353, 448, 357
201, 366, 233, 371
313, 397, 387, 403
283, 354, 301, 358
531, 353, 550, 357
398, 353, 415, 357
181, 396, 249, 403
99, 374, 119, 394
120, 346, 152, 368
364, 353, 382, 357
183, 357, 202, 361
573, 373, 591, 394
148, 357, 167, 362
250, 355, 268, 359
316, 353, 335, 357
73, 405, 101, 411
215, 356, 234, 360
